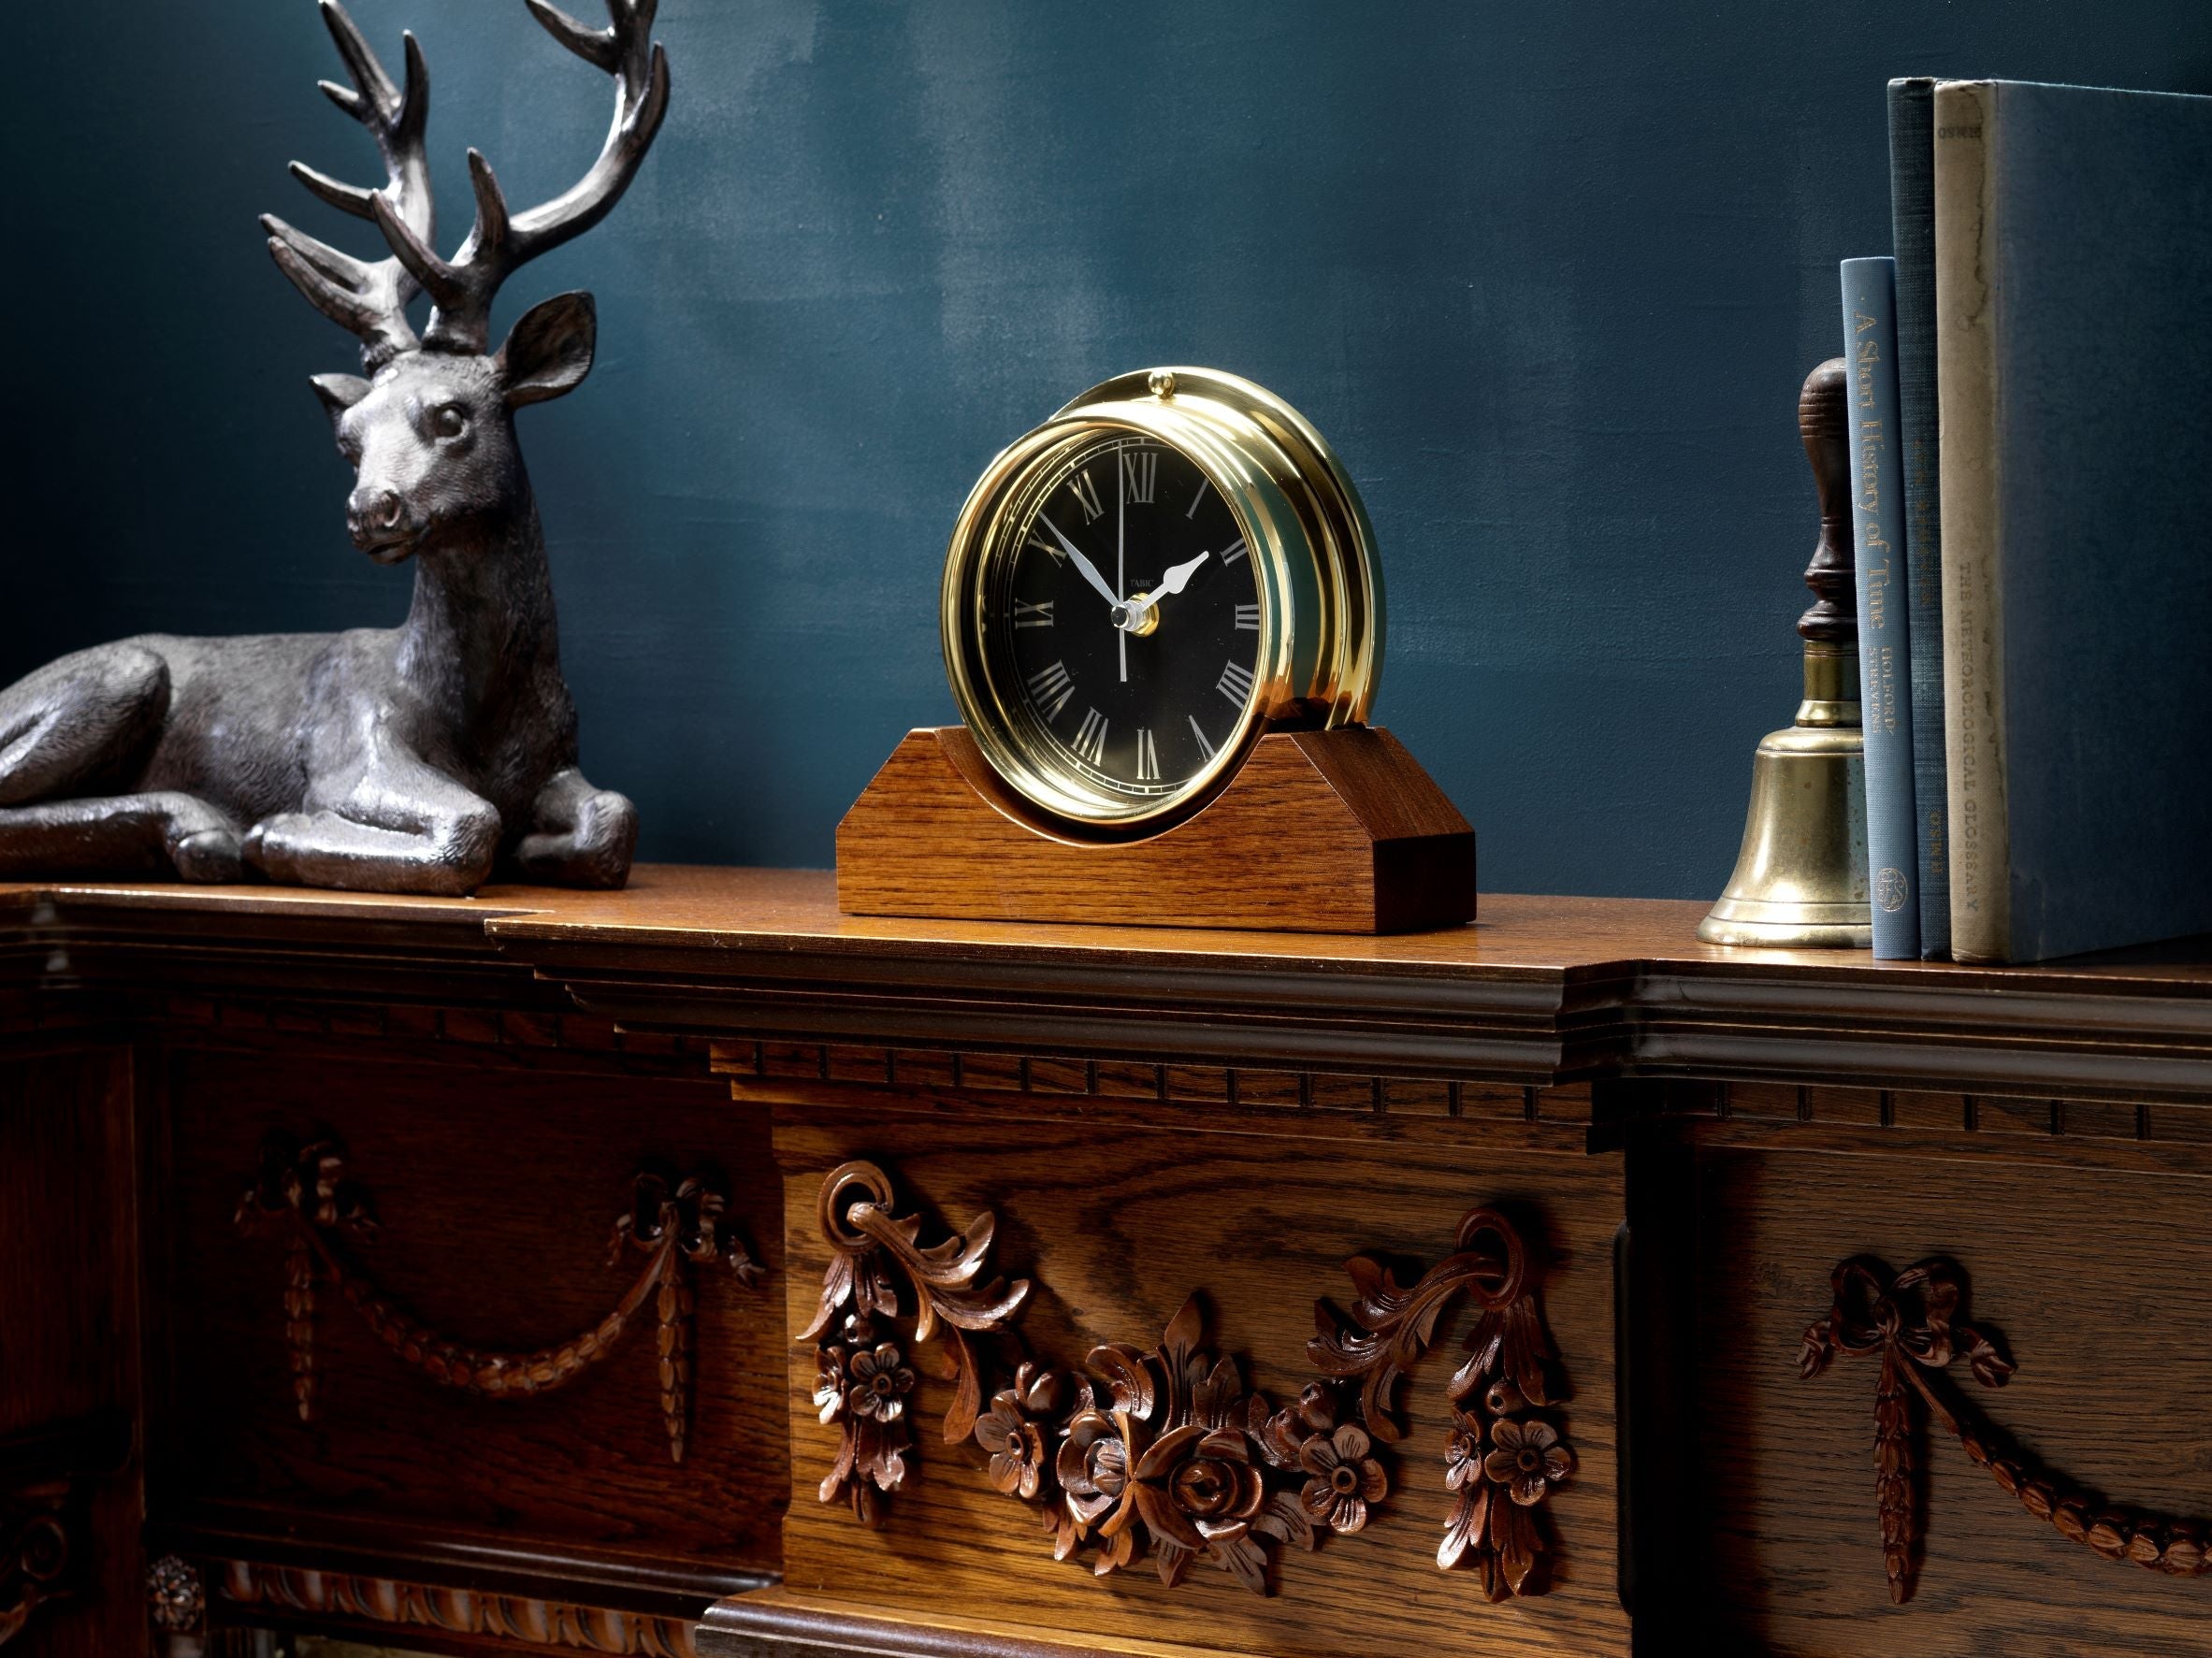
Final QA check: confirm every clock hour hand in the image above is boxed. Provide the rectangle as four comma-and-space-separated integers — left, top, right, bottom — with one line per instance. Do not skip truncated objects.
1036, 512, 1121, 610
1117, 550, 1211, 632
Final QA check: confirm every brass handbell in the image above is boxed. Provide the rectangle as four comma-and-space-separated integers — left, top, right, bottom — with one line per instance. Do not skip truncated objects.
1699, 357, 1872, 948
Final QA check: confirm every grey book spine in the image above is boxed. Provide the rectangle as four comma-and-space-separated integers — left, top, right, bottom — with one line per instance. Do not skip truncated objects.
1887, 77, 1950, 959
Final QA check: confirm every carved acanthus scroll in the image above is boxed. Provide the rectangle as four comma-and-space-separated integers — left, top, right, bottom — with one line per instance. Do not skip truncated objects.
1801, 1256, 2212, 1601
237, 1133, 763, 1462
802, 1160, 1032, 1524
1308, 1205, 1570, 1596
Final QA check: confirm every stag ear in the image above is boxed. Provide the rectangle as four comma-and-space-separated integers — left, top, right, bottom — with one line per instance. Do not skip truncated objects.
499, 292, 598, 408
310, 372, 371, 426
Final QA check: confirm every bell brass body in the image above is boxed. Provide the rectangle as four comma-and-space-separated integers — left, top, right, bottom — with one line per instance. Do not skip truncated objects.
1699, 642, 1871, 946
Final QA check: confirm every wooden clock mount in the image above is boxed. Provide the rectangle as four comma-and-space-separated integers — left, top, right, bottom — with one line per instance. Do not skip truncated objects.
835, 724, 1475, 934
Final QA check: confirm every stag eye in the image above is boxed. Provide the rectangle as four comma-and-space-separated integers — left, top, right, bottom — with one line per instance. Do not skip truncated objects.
432, 405, 469, 440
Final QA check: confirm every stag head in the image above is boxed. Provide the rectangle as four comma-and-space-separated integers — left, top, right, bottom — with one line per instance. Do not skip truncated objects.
265, 0, 669, 560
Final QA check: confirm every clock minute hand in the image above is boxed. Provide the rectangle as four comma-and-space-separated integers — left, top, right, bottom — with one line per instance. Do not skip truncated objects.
1037, 512, 1120, 610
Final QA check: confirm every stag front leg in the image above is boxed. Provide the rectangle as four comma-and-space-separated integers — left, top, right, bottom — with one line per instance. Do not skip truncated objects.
513, 767, 638, 889
244, 752, 502, 898
0, 642, 244, 880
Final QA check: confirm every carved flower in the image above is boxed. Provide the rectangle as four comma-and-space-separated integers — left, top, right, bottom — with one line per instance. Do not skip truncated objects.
1483, 1417, 1571, 1505
1261, 1381, 1341, 1469
1057, 1408, 1130, 1526
844, 1342, 916, 1422
1445, 1416, 1485, 1492
1297, 1421, 1388, 1533
1131, 1423, 1267, 1550
976, 1395, 1047, 1498
811, 1348, 848, 1423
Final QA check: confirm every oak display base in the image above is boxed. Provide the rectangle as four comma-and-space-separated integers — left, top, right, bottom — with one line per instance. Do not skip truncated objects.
7, 869, 2212, 1658
835, 725, 1475, 933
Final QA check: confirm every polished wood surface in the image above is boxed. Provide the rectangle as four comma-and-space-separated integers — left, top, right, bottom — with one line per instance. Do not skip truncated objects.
4, 868, 2211, 1657
836, 727, 1475, 933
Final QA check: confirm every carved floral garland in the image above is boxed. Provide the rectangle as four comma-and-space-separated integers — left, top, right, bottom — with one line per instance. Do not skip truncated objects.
803, 1161, 1570, 1596
237, 1132, 763, 1462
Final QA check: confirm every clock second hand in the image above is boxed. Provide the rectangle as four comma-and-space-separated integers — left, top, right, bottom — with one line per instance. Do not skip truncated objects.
1117, 463, 1127, 684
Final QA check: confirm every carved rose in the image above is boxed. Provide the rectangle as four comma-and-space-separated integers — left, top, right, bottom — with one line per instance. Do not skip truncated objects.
1297, 1421, 1388, 1533
1057, 1408, 1129, 1526
844, 1342, 916, 1422
1132, 1424, 1266, 1550
1484, 1417, 1571, 1505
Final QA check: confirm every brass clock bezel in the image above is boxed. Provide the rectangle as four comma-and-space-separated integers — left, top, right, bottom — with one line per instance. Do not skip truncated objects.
941, 366, 1383, 841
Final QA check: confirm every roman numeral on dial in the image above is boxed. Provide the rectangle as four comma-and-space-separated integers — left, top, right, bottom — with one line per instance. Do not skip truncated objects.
1026, 659, 1075, 720
1135, 727, 1159, 781
1012, 598, 1054, 628
1216, 659, 1256, 707
1067, 469, 1105, 524
1024, 526, 1063, 563
1219, 536, 1249, 566
1120, 450, 1158, 505
1188, 714, 1218, 761
1072, 707, 1108, 765
1186, 478, 1210, 518
1235, 602, 1260, 631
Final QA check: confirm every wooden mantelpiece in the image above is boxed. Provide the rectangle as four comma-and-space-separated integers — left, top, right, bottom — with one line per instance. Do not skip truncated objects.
6, 868, 2212, 1658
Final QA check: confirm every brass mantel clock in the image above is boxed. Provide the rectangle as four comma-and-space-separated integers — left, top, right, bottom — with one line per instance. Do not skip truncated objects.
840, 368, 1471, 934
942, 368, 1384, 836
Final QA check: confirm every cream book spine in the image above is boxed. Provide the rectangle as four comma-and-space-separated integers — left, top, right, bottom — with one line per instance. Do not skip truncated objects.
1931, 80, 2008, 964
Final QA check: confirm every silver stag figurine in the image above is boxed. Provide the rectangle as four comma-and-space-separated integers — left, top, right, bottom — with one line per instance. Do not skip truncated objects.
0, 0, 668, 894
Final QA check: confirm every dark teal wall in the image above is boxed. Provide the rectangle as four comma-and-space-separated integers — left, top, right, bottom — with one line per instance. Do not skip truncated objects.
6, 3, 2207, 893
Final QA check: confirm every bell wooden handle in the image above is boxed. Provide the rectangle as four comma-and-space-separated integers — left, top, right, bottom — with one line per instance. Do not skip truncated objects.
1797, 357, 1857, 647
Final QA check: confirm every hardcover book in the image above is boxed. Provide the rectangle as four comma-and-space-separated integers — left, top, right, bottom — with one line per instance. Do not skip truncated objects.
1933, 79, 2212, 963
1886, 77, 1950, 958
1841, 256, 1918, 960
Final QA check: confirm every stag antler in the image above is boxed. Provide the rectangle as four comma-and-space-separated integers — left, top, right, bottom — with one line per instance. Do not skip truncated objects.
370, 0, 672, 353
263, 1, 434, 369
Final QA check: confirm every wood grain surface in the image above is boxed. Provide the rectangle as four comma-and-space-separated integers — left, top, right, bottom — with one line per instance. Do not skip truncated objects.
835, 727, 1474, 934
772, 1113, 1628, 1658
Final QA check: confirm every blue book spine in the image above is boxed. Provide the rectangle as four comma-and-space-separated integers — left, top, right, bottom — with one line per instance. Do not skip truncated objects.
1841, 256, 1919, 959
1887, 78, 1949, 959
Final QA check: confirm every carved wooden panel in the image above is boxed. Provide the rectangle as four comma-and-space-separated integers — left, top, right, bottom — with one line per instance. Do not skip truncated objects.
235, 1132, 763, 1460
152, 1052, 788, 1590
1696, 1145, 2212, 1657
1801, 1256, 2212, 1600
776, 1112, 1627, 1658
800, 1157, 1576, 1602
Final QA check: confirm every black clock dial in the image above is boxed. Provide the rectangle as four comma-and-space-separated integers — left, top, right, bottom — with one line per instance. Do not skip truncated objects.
990, 436, 1261, 799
